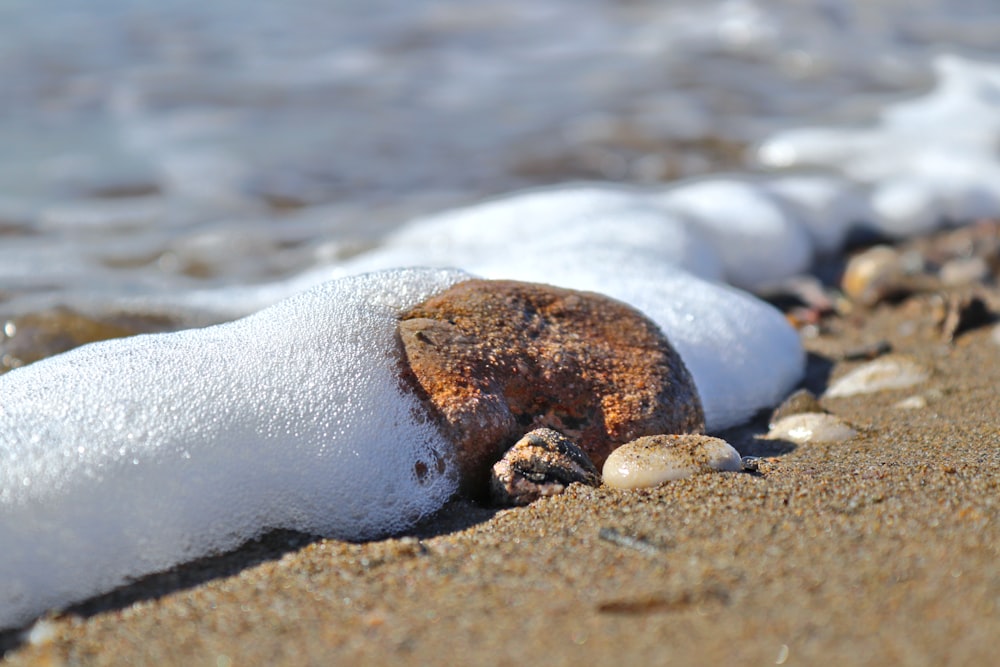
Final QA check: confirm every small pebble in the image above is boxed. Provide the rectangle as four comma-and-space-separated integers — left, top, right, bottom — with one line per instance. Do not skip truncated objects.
939, 256, 989, 286
825, 355, 929, 398
840, 245, 908, 306
23, 617, 59, 646
765, 412, 857, 444
769, 388, 825, 427
894, 395, 928, 410
840, 339, 892, 362
602, 435, 742, 490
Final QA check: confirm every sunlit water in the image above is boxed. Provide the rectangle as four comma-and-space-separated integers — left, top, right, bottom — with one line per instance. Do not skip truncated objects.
1, 0, 999, 313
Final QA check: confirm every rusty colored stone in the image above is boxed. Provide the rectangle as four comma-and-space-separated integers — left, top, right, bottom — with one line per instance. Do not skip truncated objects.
398, 279, 704, 495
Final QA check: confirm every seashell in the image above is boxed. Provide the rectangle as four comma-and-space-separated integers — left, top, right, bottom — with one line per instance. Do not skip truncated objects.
825, 355, 929, 398
602, 434, 742, 490
765, 412, 857, 444
840, 245, 909, 306
489, 428, 600, 507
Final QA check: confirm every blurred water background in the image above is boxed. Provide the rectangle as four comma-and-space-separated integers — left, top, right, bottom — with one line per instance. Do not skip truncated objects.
1, 0, 999, 318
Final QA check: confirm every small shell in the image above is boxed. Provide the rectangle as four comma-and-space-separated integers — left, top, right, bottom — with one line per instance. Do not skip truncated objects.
489, 428, 600, 506
765, 412, 857, 444
825, 355, 929, 398
602, 435, 742, 490
841, 245, 908, 306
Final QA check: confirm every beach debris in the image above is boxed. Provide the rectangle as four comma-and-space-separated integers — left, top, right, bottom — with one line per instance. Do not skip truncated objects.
768, 388, 825, 426
894, 394, 928, 410
489, 428, 600, 506
840, 245, 911, 306
765, 412, 857, 444
840, 339, 892, 362
601, 434, 742, 490
939, 256, 990, 286
596, 586, 729, 614
759, 275, 836, 331
596, 527, 666, 556
938, 292, 995, 342
399, 279, 704, 495
825, 355, 929, 398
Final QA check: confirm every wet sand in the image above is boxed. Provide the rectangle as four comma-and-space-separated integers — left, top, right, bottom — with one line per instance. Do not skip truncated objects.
3, 247, 1000, 666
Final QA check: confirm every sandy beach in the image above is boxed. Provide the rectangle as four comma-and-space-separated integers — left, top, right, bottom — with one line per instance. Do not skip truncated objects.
2, 229, 999, 666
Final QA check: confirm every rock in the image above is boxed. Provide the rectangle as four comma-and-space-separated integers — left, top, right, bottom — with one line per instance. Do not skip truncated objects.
769, 388, 825, 427
894, 395, 928, 410
602, 434, 742, 490
841, 245, 918, 306
939, 257, 989, 286
825, 355, 929, 398
765, 412, 857, 444
489, 428, 600, 506
399, 279, 704, 495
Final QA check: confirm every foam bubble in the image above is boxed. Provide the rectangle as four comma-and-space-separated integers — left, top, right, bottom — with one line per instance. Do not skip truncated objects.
651, 177, 814, 290
0, 268, 466, 630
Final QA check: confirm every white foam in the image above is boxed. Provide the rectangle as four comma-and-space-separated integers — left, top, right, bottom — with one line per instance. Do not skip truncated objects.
358, 185, 726, 282
0, 268, 466, 630
651, 177, 814, 290
764, 175, 870, 255
757, 54, 1000, 231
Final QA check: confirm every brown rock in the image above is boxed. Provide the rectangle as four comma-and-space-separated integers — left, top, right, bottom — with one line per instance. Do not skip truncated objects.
489, 428, 600, 507
398, 279, 704, 495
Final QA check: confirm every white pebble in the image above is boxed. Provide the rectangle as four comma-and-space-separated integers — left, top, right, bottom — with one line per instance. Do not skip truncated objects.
602, 435, 743, 490
765, 412, 857, 444
24, 618, 59, 646
825, 356, 929, 398
894, 395, 928, 410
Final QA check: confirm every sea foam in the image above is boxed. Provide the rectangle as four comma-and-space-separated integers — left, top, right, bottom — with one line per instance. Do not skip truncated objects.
0, 268, 465, 630
6, 52, 1000, 632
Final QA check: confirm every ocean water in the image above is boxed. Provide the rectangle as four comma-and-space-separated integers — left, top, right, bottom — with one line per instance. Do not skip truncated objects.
2, 0, 999, 316
3, 0, 1000, 631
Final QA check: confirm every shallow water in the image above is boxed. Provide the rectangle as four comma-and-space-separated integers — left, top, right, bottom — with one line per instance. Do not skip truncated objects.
2, 0, 1000, 317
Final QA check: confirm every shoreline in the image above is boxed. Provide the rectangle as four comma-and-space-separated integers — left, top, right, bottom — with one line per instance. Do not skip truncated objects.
4, 226, 999, 665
